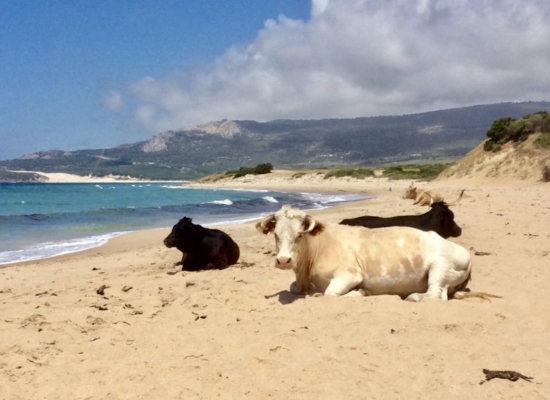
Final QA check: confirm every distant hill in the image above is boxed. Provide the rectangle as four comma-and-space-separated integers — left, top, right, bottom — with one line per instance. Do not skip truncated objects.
1, 101, 549, 181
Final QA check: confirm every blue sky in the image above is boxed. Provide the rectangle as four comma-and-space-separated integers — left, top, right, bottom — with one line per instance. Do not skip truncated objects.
0, 1, 310, 160
1, 0, 549, 161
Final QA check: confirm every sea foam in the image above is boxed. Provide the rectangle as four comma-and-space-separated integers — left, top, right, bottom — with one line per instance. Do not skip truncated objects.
0, 232, 125, 265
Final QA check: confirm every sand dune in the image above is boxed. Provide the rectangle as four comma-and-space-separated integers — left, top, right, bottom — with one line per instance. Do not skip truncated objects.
1, 173, 549, 399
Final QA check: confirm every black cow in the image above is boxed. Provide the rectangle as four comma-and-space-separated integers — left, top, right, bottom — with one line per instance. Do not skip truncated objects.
163, 217, 240, 271
339, 202, 462, 239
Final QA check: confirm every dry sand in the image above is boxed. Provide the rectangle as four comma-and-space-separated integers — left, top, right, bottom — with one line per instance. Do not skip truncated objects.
1, 172, 549, 399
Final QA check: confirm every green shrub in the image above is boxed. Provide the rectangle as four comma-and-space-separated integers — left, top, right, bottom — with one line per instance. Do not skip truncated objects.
487, 117, 512, 144
508, 119, 526, 141
484, 112, 550, 152
483, 141, 502, 152
292, 172, 307, 179
535, 133, 550, 149
484, 139, 498, 150
233, 167, 254, 178
253, 163, 274, 174
232, 163, 274, 178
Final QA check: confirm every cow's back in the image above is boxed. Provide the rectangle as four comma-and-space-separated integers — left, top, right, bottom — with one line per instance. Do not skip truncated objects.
221, 232, 240, 265
340, 215, 392, 228
204, 228, 240, 265
305, 223, 470, 297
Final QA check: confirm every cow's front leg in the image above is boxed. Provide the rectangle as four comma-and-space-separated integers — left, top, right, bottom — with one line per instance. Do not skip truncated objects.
176, 253, 188, 267
324, 273, 363, 297
205, 254, 229, 270
290, 281, 312, 295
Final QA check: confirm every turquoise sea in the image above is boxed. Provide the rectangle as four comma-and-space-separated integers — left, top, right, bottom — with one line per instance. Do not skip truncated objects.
0, 182, 370, 265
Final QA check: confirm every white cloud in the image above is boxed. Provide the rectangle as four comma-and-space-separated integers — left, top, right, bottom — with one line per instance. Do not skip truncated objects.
101, 90, 125, 111
311, 0, 330, 17
121, 0, 550, 132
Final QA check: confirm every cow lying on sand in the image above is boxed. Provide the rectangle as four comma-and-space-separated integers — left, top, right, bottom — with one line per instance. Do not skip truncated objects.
402, 183, 464, 206
164, 217, 240, 271
257, 205, 497, 301
340, 202, 462, 239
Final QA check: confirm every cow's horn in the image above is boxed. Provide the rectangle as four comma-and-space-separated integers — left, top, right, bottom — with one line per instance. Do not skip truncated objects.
301, 215, 317, 233
256, 215, 276, 234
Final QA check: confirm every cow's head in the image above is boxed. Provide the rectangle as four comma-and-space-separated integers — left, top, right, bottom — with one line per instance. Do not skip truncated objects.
256, 205, 324, 270
430, 202, 462, 238
163, 217, 196, 250
402, 182, 417, 200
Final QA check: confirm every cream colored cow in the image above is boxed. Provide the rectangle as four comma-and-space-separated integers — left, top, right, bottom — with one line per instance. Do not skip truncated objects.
402, 183, 464, 206
256, 205, 496, 301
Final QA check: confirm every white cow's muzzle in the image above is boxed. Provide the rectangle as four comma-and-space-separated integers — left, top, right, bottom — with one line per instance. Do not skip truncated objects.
275, 254, 293, 270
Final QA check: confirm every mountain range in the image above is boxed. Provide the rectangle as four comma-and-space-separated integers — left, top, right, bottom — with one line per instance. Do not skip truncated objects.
1, 101, 550, 181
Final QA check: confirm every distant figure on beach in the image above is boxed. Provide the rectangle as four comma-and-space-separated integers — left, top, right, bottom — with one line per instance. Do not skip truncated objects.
402, 182, 464, 207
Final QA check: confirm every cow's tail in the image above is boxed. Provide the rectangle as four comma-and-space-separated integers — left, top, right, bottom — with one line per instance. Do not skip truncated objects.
452, 270, 501, 301
453, 291, 502, 301
447, 189, 465, 206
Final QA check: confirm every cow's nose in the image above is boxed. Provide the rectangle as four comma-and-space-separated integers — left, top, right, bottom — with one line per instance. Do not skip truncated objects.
277, 256, 292, 265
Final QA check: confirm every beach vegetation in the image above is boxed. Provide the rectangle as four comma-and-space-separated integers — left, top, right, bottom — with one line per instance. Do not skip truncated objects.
484, 111, 550, 152
534, 132, 550, 149
323, 168, 375, 179
226, 163, 274, 179
324, 163, 451, 181
292, 172, 307, 179
483, 141, 502, 152
381, 163, 451, 181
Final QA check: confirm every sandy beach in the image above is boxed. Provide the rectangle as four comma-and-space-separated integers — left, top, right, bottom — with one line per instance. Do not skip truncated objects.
1, 172, 549, 399
14, 171, 179, 184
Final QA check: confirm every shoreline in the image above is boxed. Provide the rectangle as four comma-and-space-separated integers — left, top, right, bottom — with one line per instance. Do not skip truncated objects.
0, 178, 375, 267
1, 171, 549, 398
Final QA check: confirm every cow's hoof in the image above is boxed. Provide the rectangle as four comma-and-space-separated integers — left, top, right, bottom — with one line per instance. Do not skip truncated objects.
356, 288, 372, 296
404, 293, 424, 302
289, 282, 300, 294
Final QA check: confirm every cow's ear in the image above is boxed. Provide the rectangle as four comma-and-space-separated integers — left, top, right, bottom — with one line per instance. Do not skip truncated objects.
256, 215, 276, 234
309, 221, 324, 236
302, 216, 324, 236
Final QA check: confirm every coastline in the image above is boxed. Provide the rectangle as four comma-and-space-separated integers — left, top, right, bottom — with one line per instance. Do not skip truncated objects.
1, 172, 549, 398
0, 174, 374, 266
